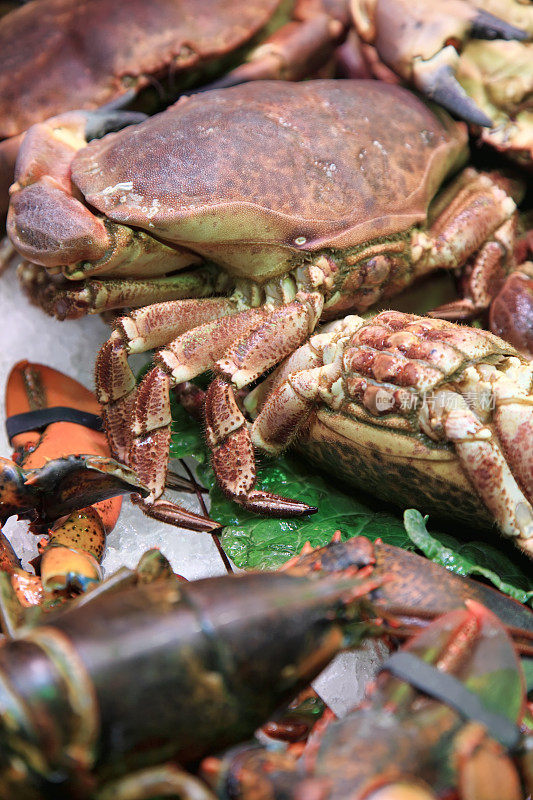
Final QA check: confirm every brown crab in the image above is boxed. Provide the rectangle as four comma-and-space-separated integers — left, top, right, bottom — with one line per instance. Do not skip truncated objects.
350, 0, 533, 163
245, 310, 533, 559
0, 0, 349, 217
7, 80, 529, 529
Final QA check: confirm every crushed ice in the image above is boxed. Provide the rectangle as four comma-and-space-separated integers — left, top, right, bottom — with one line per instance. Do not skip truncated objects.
0, 270, 385, 713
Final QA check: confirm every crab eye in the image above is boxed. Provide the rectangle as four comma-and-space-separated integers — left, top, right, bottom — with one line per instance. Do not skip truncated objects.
294, 236, 307, 246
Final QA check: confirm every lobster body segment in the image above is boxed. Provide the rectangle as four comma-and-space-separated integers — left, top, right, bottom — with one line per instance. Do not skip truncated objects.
211, 603, 529, 800
0, 567, 379, 795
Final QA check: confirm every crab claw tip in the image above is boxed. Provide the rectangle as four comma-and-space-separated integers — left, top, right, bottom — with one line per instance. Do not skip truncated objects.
471, 9, 529, 42
420, 65, 494, 127
84, 110, 148, 142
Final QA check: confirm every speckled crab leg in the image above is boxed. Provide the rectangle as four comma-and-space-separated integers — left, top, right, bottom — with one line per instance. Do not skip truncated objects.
17, 262, 231, 320
204, 292, 323, 513
97, 298, 272, 529
444, 361, 533, 558
246, 319, 363, 454
438, 391, 533, 558
98, 292, 323, 521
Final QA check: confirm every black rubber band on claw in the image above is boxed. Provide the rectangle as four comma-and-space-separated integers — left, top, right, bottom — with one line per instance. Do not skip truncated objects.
380, 652, 520, 750
6, 407, 103, 444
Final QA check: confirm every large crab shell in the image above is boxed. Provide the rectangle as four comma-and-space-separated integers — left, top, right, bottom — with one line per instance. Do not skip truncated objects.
0, 0, 285, 139
72, 80, 468, 281
296, 410, 494, 528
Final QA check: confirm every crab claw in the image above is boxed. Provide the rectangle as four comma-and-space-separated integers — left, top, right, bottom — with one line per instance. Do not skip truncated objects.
489, 266, 533, 358
84, 109, 147, 142
351, 0, 530, 127
470, 9, 529, 42
415, 56, 493, 127
7, 108, 147, 270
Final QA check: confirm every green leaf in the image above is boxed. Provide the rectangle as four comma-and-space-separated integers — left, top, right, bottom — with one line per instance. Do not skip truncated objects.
404, 510, 533, 607
197, 455, 410, 571
168, 396, 206, 462
167, 399, 533, 607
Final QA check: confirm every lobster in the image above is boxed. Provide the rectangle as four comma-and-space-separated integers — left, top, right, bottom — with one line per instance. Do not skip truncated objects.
0, 543, 385, 798
0, 360, 148, 608
207, 601, 532, 799
0, 536, 530, 798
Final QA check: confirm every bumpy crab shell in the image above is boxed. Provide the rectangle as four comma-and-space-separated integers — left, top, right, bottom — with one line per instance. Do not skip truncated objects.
245, 311, 533, 557
66, 79, 467, 275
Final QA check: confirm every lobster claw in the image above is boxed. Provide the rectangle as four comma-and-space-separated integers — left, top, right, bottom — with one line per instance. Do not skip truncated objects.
0, 454, 148, 525
389, 601, 525, 734
22, 454, 149, 522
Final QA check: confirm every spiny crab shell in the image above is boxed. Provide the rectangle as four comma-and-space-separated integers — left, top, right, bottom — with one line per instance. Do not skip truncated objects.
246, 311, 533, 557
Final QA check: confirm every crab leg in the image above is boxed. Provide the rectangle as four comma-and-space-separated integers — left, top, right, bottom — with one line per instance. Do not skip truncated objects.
205, 378, 314, 515
204, 293, 324, 513
97, 302, 274, 527
429, 218, 517, 321
17, 263, 228, 320
99, 301, 266, 459
199, 0, 347, 90
98, 292, 324, 524
434, 389, 533, 558
490, 371, 533, 506
247, 320, 362, 452
7, 110, 201, 279
413, 169, 516, 277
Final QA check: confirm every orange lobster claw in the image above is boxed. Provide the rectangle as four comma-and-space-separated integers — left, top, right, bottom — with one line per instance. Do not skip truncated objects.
6, 360, 123, 533
3, 361, 147, 600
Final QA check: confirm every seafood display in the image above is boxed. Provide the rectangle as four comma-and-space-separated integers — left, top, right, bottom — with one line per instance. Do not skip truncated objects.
1, 0, 532, 797
0, 538, 530, 798
208, 602, 531, 800
9, 78, 533, 527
